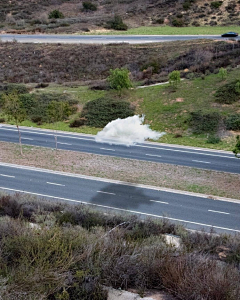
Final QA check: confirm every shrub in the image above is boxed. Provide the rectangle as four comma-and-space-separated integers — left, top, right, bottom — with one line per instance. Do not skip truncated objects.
183, 1, 191, 10
155, 18, 164, 24
69, 116, 86, 127
215, 80, 240, 104
206, 134, 221, 144
82, 1, 97, 11
106, 15, 128, 31
80, 97, 135, 127
168, 70, 181, 88
226, 114, 240, 131
211, 1, 223, 8
172, 18, 185, 27
189, 111, 221, 133
48, 10, 64, 19
0, 117, 5, 122
0, 83, 28, 95
107, 67, 132, 92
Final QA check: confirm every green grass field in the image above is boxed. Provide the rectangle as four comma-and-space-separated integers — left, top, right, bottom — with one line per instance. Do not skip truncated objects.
91, 25, 240, 35
3, 68, 240, 151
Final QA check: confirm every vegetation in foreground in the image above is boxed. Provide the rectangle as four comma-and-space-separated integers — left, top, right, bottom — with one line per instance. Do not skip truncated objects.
0, 193, 240, 300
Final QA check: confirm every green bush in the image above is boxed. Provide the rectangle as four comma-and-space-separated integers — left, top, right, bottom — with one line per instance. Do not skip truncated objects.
206, 134, 221, 144
107, 68, 132, 92
215, 80, 240, 104
0, 83, 28, 95
226, 114, 240, 131
183, 1, 191, 10
211, 1, 223, 8
48, 10, 64, 19
19, 93, 77, 124
82, 1, 97, 11
189, 111, 221, 133
106, 15, 128, 31
80, 98, 135, 127
172, 18, 185, 27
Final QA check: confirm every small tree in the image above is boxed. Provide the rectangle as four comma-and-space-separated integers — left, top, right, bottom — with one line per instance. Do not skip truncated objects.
107, 68, 132, 95
47, 101, 71, 150
2, 92, 26, 155
233, 135, 240, 158
49, 10, 64, 19
168, 70, 181, 89
218, 67, 227, 81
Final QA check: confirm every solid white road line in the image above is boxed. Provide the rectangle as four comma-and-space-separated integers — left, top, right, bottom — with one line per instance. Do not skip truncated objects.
97, 191, 116, 195
22, 138, 33, 140
0, 174, 15, 178
146, 154, 162, 158
150, 200, 169, 204
0, 186, 239, 233
100, 148, 115, 151
0, 162, 240, 203
138, 144, 236, 159
46, 182, 65, 187
192, 160, 210, 164
208, 209, 230, 215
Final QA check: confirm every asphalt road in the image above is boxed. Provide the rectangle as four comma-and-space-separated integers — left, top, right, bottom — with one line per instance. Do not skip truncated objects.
0, 34, 238, 44
0, 125, 239, 174
0, 162, 239, 234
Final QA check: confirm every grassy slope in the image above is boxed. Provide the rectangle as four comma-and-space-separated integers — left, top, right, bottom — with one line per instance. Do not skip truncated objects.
91, 26, 240, 35
18, 68, 240, 151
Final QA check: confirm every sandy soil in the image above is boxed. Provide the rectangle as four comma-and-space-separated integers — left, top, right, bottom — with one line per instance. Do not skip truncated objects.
0, 141, 239, 200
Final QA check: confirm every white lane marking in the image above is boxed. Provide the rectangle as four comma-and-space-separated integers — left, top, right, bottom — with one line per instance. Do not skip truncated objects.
100, 148, 115, 151
97, 191, 116, 195
46, 182, 65, 187
192, 160, 210, 164
138, 144, 236, 159
208, 209, 230, 215
0, 162, 240, 204
150, 200, 169, 204
146, 154, 162, 158
0, 186, 239, 233
0, 126, 236, 159
0, 127, 94, 141
0, 174, 15, 178
58, 142, 72, 145
22, 138, 33, 140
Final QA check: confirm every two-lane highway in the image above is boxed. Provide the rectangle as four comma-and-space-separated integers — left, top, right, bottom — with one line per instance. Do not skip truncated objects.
0, 162, 240, 234
0, 125, 239, 174
0, 34, 239, 44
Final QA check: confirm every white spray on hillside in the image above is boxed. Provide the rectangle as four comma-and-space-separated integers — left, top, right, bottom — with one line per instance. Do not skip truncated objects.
95, 115, 166, 146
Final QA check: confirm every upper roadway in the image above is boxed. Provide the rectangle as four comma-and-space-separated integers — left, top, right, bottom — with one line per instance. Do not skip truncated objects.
0, 125, 239, 174
0, 34, 239, 44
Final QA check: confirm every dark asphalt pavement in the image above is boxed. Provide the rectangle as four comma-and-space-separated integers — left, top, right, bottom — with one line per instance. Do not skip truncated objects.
0, 163, 239, 234
0, 34, 238, 44
0, 125, 239, 174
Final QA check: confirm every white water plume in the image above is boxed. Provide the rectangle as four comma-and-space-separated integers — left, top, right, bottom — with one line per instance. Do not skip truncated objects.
95, 115, 166, 146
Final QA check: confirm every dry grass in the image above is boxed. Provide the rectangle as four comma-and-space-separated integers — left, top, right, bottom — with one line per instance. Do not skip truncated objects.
0, 141, 239, 199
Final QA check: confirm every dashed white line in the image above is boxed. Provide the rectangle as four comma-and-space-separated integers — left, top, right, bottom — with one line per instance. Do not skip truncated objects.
150, 200, 169, 204
0, 174, 15, 178
46, 182, 65, 186
146, 154, 162, 158
97, 191, 116, 195
208, 209, 230, 215
58, 142, 72, 145
22, 138, 33, 140
192, 160, 210, 164
100, 148, 115, 151
0, 186, 239, 233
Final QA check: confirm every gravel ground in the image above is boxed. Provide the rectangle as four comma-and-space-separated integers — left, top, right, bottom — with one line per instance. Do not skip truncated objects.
0, 142, 239, 200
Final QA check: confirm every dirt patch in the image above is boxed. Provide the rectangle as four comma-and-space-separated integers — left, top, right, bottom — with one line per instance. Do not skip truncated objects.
0, 141, 239, 200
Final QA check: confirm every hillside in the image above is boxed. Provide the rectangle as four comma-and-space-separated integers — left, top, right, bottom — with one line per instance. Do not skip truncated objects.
0, 0, 239, 33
